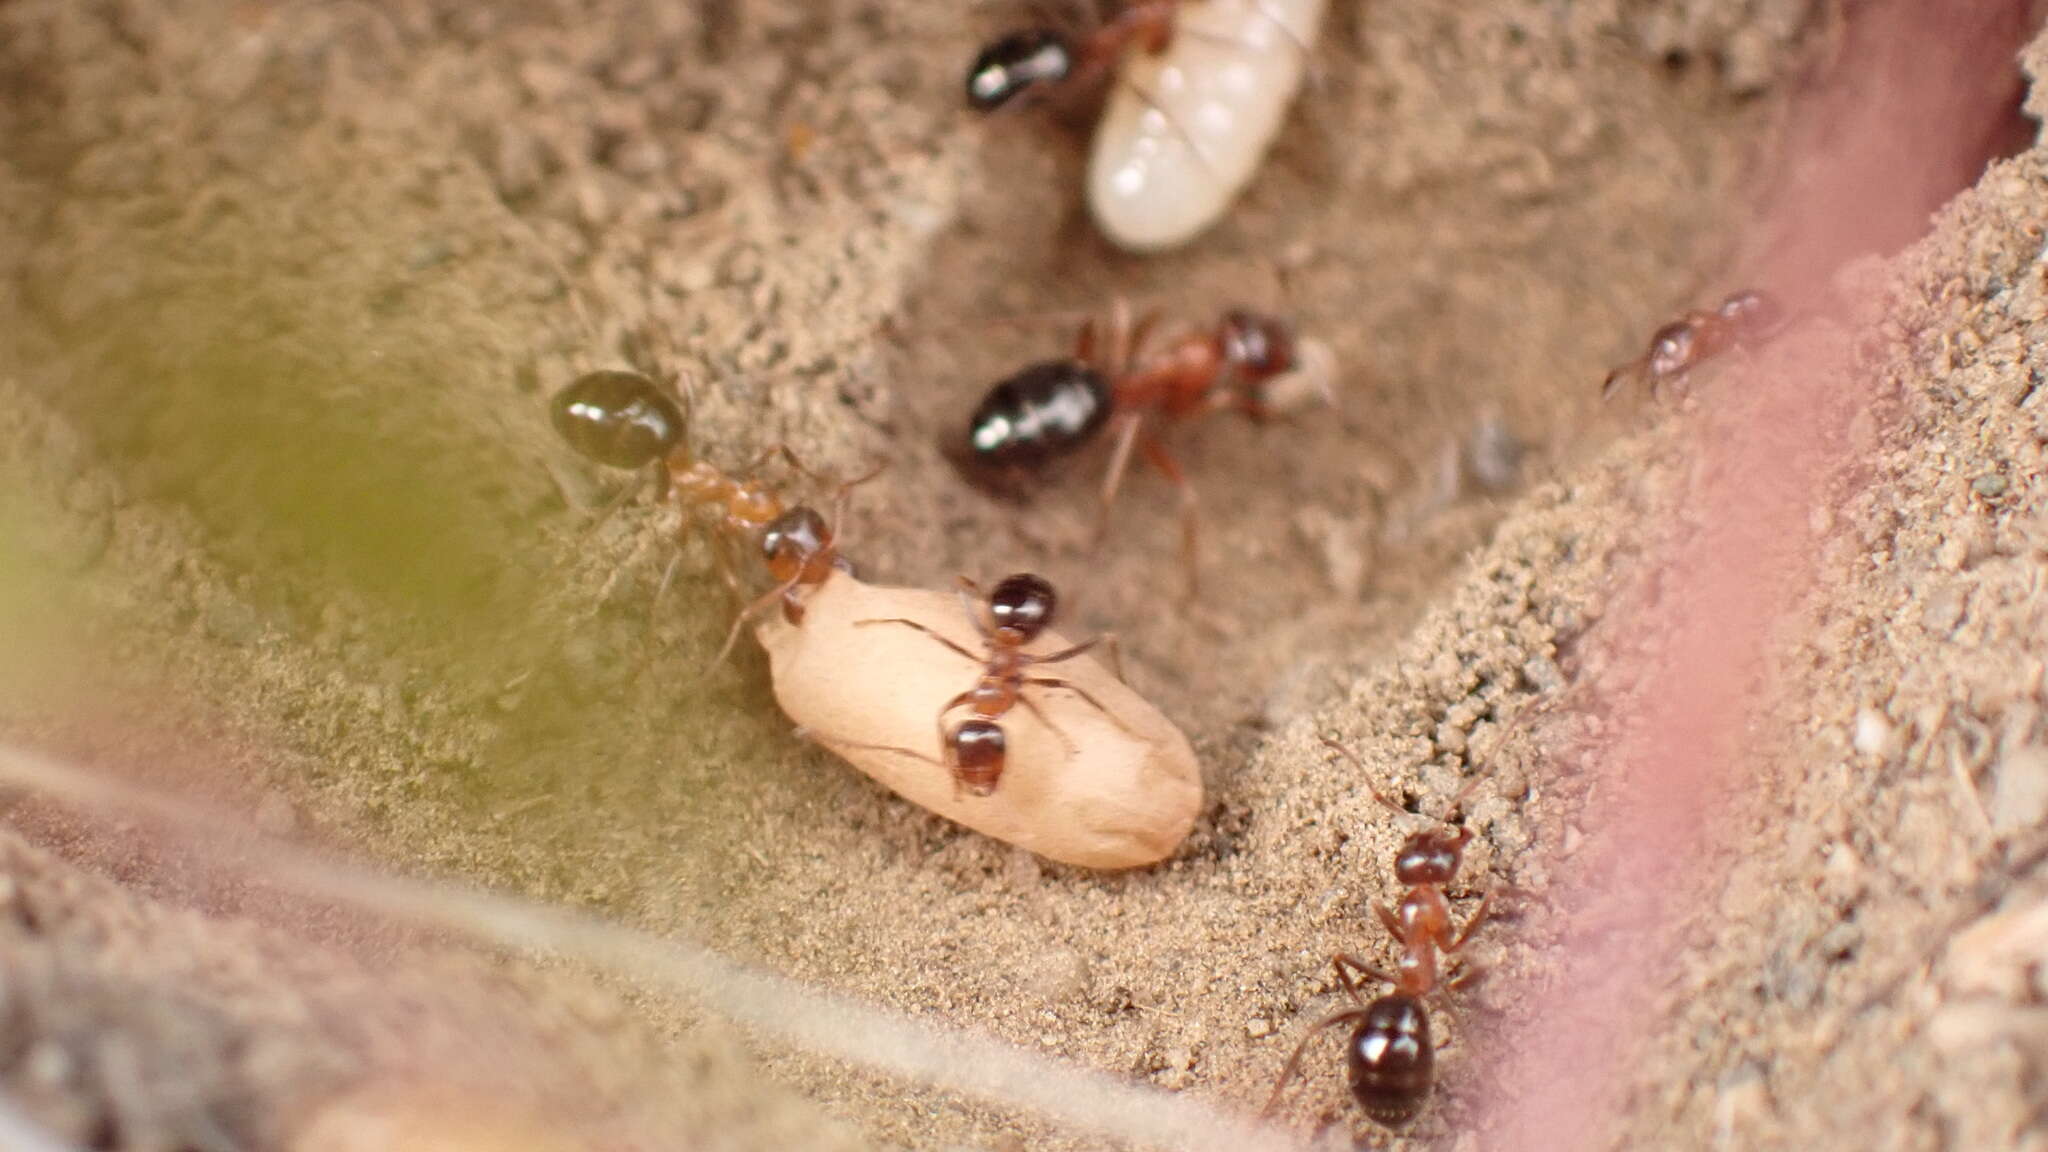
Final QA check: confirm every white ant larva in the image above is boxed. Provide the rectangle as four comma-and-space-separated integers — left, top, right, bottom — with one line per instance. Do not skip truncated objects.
1087, 0, 1328, 253
755, 570, 1204, 869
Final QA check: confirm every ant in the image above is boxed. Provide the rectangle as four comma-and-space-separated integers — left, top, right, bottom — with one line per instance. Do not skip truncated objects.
1601, 288, 1785, 399
1263, 738, 1493, 1130
549, 368, 876, 671
843, 573, 1124, 796
965, 4, 1179, 114
959, 302, 1306, 595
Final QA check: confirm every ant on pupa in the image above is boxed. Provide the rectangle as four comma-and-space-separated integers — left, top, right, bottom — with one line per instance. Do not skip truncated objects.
957, 299, 1330, 595
1262, 738, 1493, 1131
549, 368, 877, 671
832, 572, 1125, 796
964, 0, 1330, 252
1600, 289, 1785, 399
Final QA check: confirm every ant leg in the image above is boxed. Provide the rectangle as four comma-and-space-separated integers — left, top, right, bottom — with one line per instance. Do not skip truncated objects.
649, 545, 687, 622
1026, 631, 1131, 683
1259, 1008, 1372, 1119
1023, 635, 1103, 665
1108, 295, 1134, 378
693, 574, 804, 682
1447, 892, 1494, 953
1374, 902, 1402, 940
1024, 676, 1137, 738
1332, 953, 1400, 996
853, 617, 985, 666
1140, 437, 1201, 597
795, 726, 942, 767
582, 465, 654, 534
1016, 692, 1078, 755
1093, 412, 1146, 547
953, 577, 996, 642
1126, 312, 1161, 378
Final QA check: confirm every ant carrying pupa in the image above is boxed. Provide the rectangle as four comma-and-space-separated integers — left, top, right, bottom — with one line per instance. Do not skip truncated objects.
1263, 739, 1494, 1130
758, 570, 1201, 868
957, 299, 1333, 595
1600, 289, 1785, 399
839, 572, 1126, 797
965, 0, 1330, 252
549, 367, 877, 672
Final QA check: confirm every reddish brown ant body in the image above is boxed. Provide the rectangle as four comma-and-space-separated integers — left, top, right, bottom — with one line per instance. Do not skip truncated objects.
1264, 739, 1493, 1130
1601, 288, 1784, 399
961, 303, 1304, 594
550, 368, 873, 668
847, 573, 1123, 796
965, 3, 1179, 113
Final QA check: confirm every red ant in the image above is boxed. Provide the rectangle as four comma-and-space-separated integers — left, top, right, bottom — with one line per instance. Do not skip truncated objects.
1601, 288, 1785, 399
550, 369, 876, 670
1263, 738, 1493, 1130
958, 301, 1309, 594
838, 573, 1125, 796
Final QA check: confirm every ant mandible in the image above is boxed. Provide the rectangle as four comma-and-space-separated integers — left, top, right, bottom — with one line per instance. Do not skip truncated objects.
1601, 288, 1784, 399
847, 573, 1125, 796
1263, 738, 1493, 1130
549, 368, 876, 671
959, 302, 1304, 595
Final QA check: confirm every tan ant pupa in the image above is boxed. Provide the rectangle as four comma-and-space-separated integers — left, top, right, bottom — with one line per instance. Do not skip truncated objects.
754, 571, 1203, 869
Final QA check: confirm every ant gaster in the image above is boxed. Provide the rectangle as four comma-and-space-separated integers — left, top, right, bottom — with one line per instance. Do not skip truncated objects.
961, 303, 1304, 594
1601, 289, 1784, 399
964, 4, 1177, 112
1263, 738, 1493, 1130
550, 369, 873, 670
844, 573, 1124, 796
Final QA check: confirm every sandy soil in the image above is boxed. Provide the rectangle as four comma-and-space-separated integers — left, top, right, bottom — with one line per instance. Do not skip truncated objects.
2, 0, 2046, 1148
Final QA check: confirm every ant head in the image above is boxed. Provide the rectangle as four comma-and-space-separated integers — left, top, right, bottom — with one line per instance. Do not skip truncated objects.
965, 29, 1074, 111
1221, 310, 1297, 380
1645, 320, 1697, 380
551, 370, 685, 470
761, 506, 831, 581
987, 573, 1058, 642
1392, 826, 1467, 886
951, 719, 1007, 796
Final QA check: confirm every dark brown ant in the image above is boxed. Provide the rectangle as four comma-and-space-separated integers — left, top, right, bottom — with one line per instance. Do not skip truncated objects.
844, 573, 1124, 796
1601, 288, 1785, 399
1263, 739, 1493, 1130
959, 303, 1305, 594
549, 368, 875, 669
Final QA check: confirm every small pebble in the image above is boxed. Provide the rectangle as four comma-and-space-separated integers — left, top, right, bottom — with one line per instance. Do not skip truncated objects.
1246, 1017, 1274, 1039
1851, 708, 1893, 757
1971, 472, 2009, 498
1989, 745, 2048, 834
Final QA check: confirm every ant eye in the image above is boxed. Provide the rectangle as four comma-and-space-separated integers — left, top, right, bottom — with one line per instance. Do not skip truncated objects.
550, 370, 682, 469
966, 30, 1073, 111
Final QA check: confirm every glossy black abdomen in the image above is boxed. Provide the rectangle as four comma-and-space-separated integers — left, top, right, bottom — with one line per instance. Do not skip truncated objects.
1346, 994, 1434, 1128
963, 360, 1113, 469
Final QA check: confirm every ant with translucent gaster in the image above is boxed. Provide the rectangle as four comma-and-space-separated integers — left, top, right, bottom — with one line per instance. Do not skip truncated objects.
841, 573, 1125, 796
549, 368, 877, 672
960, 302, 1311, 596
1263, 738, 1493, 1130
1601, 288, 1785, 400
